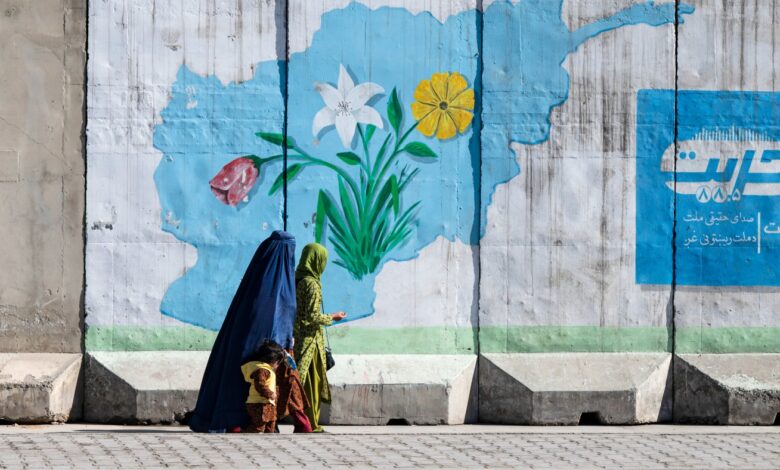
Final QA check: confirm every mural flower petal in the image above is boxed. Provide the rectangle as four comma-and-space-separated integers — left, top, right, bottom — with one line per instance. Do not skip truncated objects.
312, 107, 336, 136
209, 157, 260, 207
413, 79, 439, 105
417, 109, 441, 137
347, 82, 385, 108
337, 64, 355, 95
449, 88, 475, 111
313, 64, 385, 147
352, 106, 383, 129
436, 112, 457, 140
447, 108, 473, 133
314, 81, 342, 109
413, 72, 475, 140
430, 73, 449, 103
411, 101, 435, 121
335, 112, 357, 147
445, 72, 469, 101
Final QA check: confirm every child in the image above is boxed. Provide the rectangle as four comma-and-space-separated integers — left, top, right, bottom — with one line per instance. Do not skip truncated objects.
276, 350, 313, 433
241, 340, 285, 433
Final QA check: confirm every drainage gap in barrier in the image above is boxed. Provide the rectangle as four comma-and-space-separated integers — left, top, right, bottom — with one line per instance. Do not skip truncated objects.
578, 412, 602, 425
774, 413, 780, 425
386, 418, 411, 426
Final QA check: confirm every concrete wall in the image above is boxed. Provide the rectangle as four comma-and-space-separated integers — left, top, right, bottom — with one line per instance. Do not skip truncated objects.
480, 0, 679, 353
672, 0, 780, 354
85, 0, 481, 354
0, 0, 85, 353
85, 0, 780, 357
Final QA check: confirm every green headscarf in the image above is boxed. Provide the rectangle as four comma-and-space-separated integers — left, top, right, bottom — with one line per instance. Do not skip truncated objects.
295, 243, 329, 284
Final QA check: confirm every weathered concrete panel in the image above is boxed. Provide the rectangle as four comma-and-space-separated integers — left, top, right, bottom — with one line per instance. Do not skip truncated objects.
85, 0, 283, 348
323, 355, 477, 425
479, 0, 679, 353
0, 0, 85, 352
85, 351, 209, 423
0, 353, 82, 423
674, 354, 780, 425
85, 352, 477, 425
479, 353, 672, 424
672, 0, 780, 354
85, 0, 482, 354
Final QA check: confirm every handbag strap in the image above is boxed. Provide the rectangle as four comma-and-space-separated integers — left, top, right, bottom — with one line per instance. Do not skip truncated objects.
324, 320, 331, 349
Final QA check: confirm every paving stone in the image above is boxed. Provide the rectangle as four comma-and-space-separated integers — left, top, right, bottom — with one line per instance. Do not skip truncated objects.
1, 430, 780, 468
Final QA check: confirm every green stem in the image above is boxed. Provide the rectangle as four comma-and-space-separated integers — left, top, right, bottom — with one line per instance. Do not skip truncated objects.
357, 125, 371, 173
361, 121, 420, 224
375, 121, 420, 189
263, 151, 363, 212
371, 135, 392, 174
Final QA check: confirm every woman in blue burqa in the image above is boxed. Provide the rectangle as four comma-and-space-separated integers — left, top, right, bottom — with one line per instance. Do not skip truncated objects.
188, 230, 311, 433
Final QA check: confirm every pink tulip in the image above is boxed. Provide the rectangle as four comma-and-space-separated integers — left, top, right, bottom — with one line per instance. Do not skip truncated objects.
209, 157, 260, 206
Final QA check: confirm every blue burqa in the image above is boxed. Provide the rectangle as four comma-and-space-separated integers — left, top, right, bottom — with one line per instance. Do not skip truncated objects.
189, 230, 297, 433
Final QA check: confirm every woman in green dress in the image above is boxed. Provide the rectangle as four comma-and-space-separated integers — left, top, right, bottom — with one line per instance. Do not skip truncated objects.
293, 243, 346, 432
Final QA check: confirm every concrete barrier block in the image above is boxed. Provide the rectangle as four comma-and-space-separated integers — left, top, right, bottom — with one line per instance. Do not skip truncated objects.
85, 351, 209, 423
479, 353, 672, 425
674, 354, 780, 425
322, 355, 478, 425
0, 353, 82, 423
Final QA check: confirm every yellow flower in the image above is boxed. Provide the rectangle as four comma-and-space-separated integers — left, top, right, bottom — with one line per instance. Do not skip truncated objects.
411, 72, 475, 140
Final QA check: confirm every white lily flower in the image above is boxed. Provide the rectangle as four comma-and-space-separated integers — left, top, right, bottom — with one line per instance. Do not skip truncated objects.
312, 64, 384, 148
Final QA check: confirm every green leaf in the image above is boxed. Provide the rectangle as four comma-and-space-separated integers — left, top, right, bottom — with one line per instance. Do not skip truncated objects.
385, 227, 413, 253
376, 135, 391, 163
319, 191, 352, 244
337, 176, 360, 240
399, 167, 420, 190
382, 202, 420, 253
255, 132, 296, 149
403, 142, 437, 158
389, 175, 400, 215
315, 191, 328, 242
268, 163, 305, 195
366, 179, 395, 230
336, 151, 362, 166
387, 88, 402, 134
365, 125, 376, 142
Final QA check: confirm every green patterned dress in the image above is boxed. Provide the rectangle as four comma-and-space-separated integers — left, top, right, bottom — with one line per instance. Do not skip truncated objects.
293, 243, 332, 432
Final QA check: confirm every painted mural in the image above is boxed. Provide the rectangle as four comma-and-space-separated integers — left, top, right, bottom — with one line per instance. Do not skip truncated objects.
152, 0, 689, 332
210, 66, 474, 279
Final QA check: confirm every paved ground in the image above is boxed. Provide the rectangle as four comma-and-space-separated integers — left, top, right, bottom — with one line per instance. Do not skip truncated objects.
0, 425, 778, 469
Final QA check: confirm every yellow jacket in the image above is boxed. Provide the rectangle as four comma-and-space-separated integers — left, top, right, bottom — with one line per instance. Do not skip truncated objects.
241, 361, 276, 405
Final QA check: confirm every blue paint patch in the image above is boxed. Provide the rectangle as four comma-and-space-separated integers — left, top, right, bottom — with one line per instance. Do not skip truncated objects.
154, 1, 691, 330
481, 0, 693, 232
637, 90, 780, 285
153, 66, 286, 330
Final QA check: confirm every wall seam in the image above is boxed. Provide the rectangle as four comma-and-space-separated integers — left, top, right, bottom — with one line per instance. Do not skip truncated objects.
281, 0, 290, 230
474, 0, 484, 423
670, 0, 680, 421
80, 0, 90, 421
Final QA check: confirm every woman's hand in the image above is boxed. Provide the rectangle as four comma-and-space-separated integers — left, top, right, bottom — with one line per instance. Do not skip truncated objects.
331, 311, 347, 321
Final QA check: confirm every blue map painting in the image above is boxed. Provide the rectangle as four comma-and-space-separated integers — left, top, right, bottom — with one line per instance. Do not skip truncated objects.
153, 1, 691, 331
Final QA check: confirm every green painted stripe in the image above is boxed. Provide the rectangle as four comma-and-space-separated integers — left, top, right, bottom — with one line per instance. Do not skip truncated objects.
479, 326, 672, 353
675, 327, 780, 354
84, 324, 476, 354
327, 326, 477, 354
85, 325, 217, 351
86, 324, 780, 354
